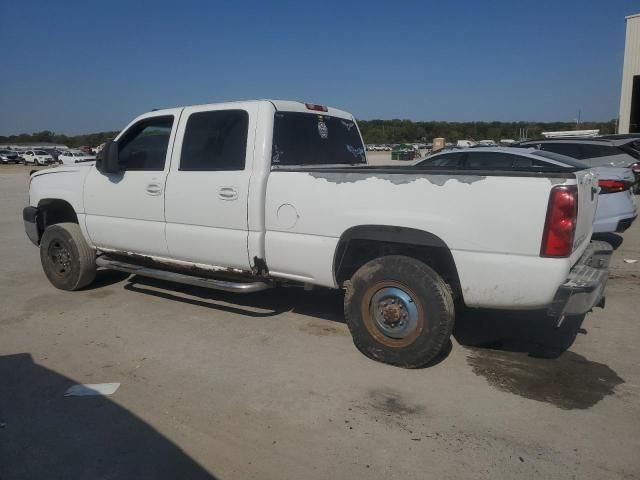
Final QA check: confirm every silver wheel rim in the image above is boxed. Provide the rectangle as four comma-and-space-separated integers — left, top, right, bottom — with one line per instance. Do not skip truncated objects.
369, 287, 419, 339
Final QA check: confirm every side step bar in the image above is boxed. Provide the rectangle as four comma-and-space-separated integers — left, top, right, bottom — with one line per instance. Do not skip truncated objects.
96, 256, 272, 294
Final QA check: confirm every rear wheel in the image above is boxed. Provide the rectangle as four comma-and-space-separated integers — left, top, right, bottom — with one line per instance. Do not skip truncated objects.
344, 255, 455, 368
40, 223, 96, 291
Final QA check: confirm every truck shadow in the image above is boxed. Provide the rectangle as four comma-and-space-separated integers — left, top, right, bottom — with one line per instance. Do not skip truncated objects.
0, 353, 217, 480
123, 275, 346, 323
108, 275, 625, 409
453, 307, 585, 358
592, 232, 624, 250
454, 307, 625, 409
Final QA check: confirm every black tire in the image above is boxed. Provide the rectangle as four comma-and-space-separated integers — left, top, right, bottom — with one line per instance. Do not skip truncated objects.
40, 223, 96, 291
344, 255, 455, 368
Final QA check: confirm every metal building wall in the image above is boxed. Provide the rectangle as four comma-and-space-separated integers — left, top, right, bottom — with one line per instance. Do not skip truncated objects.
619, 14, 640, 133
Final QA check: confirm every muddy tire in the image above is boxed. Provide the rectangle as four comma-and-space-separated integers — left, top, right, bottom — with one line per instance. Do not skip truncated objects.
344, 255, 455, 368
40, 223, 96, 291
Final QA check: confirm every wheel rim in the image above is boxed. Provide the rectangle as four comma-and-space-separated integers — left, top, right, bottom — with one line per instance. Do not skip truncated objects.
361, 281, 425, 348
48, 240, 73, 277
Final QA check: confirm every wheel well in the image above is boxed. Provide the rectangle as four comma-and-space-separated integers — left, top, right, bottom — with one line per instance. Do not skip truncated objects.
333, 226, 462, 299
37, 199, 78, 239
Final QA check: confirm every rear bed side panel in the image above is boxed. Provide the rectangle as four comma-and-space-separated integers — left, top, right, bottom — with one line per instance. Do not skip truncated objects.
265, 170, 576, 308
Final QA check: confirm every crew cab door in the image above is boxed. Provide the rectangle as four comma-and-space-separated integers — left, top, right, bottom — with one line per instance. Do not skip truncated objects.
84, 109, 181, 256
164, 103, 257, 269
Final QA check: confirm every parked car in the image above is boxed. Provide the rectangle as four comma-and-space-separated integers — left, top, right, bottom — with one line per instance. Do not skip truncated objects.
0, 149, 21, 164
516, 138, 639, 192
23, 100, 610, 368
416, 147, 637, 234
48, 149, 65, 162
79, 146, 94, 155
58, 150, 96, 165
21, 150, 55, 166
598, 135, 640, 192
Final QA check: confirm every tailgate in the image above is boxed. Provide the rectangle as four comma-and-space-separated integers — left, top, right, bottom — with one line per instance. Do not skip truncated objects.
572, 169, 598, 256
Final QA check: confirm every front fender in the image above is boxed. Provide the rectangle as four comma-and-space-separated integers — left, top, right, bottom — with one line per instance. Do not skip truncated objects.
29, 167, 91, 212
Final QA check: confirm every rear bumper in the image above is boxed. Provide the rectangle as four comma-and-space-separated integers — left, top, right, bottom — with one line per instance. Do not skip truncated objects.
547, 241, 613, 317
23, 206, 39, 246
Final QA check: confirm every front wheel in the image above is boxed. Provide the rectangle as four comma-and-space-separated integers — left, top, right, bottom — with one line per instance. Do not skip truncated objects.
40, 223, 96, 291
344, 255, 455, 368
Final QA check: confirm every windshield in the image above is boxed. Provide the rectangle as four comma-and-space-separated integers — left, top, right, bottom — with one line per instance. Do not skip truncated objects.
272, 112, 366, 166
35, 150, 47, 155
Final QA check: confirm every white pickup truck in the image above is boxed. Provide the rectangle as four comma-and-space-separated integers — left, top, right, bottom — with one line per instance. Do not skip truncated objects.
24, 100, 612, 367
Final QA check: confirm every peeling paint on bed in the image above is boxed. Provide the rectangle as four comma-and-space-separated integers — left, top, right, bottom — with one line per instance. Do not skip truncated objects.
308, 172, 487, 186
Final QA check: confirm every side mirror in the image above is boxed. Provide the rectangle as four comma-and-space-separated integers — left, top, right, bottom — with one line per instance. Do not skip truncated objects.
98, 140, 120, 174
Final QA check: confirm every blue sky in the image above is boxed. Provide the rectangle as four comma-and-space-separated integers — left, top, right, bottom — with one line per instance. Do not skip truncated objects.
1, 0, 638, 134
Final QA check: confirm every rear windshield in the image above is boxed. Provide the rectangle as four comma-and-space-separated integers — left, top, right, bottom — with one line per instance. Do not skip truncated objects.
272, 112, 366, 166
530, 150, 588, 169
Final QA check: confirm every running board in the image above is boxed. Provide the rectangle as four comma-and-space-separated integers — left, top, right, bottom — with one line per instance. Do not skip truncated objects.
96, 257, 272, 293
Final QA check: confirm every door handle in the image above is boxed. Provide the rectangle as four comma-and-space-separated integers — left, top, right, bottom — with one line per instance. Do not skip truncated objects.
218, 187, 238, 200
146, 183, 162, 196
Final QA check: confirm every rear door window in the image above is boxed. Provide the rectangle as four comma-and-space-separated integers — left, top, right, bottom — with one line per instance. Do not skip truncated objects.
465, 151, 522, 169
179, 110, 248, 171
416, 152, 464, 167
272, 112, 365, 166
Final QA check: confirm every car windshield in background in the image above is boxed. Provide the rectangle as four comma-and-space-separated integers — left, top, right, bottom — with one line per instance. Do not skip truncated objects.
35, 151, 47, 155
272, 112, 366, 166
530, 150, 588, 169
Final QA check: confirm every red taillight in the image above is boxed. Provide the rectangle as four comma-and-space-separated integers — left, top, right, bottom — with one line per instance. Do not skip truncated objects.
541, 186, 577, 257
598, 179, 630, 194
304, 103, 328, 112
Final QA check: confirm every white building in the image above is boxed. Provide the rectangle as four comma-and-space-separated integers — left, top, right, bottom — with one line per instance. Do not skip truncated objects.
619, 13, 640, 134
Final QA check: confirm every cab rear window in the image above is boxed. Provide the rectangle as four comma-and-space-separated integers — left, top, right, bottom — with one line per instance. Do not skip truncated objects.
272, 112, 366, 166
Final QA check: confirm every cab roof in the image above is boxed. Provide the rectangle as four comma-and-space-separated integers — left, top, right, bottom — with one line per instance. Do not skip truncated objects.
148, 100, 354, 120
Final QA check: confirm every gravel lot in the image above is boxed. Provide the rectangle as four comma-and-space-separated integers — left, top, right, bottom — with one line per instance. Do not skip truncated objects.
1, 165, 639, 479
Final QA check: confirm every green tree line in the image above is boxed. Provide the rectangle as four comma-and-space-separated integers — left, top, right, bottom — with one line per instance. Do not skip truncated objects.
357, 119, 618, 144
0, 130, 119, 148
0, 119, 618, 147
